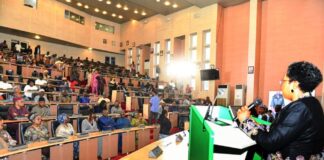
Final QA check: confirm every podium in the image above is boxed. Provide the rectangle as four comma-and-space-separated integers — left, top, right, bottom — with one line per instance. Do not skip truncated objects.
188, 105, 263, 160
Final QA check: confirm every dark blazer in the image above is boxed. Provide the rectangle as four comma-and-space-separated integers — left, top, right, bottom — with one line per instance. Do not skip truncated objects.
253, 97, 324, 159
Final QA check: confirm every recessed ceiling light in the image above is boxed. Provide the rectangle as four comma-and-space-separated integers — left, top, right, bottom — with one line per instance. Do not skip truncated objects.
102, 11, 107, 15
84, 5, 89, 9
77, 2, 82, 6
164, 1, 170, 6
141, 11, 147, 16
123, 6, 129, 11
88, 47, 92, 50
156, 0, 160, 2
35, 35, 41, 39
66, 0, 71, 2
116, 3, 122, 8
134, 9, 138, 14
95, 8, 100, 12
98, 0, 103, 2
112, 13, 116, 17
172, 3, 178, 8
118, 15, 123, 19
106, 0, 111, 4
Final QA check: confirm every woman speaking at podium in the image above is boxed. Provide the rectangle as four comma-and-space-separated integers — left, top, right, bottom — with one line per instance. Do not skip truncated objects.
237, 61, 324, 159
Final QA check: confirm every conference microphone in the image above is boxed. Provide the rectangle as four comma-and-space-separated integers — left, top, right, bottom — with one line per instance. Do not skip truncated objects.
233, 98, 262, 121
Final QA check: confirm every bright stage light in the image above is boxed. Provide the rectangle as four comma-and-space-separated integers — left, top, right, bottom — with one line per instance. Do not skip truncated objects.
167, 61, 197, 78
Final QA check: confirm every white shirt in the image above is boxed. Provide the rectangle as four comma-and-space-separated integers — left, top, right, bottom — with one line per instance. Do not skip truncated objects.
35, 79, 47, 86
0, 81, 13, 96
56, 123, 74, 137
0, 81, 13, 89
23, 85, 38, 98
15, 44, 21, 52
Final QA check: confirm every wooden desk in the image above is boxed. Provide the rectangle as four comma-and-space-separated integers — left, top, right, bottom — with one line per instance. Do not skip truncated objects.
0, 126, 159, 158
121, 131, 189, 160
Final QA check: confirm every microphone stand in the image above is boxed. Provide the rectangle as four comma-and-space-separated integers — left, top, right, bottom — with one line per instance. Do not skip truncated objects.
202, 94, 218, 132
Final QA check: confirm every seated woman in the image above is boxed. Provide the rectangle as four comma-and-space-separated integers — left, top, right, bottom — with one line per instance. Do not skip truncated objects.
131, 113, 147, 127
81, 110, 99, 133
56, 113, 79, 159
24, 113, 49, 143
56, 113, 74, 137
81, 110, 102, 158
24, 113, 49, 159
0, 117, 16, 147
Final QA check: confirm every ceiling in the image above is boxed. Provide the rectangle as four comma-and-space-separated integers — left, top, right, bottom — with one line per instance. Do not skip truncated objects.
57, 0, 249, 24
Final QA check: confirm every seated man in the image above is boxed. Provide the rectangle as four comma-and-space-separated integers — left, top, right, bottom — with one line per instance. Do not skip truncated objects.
31, 97, 51, 117
8, 97, 29, 120
98, 108, 115, 131
110, 101, 124, 114
33, 89, 49, 103
7, 97, 29, 141
78, 90, 90, 104
35, 74, 47, 86
115, 113, 131, 129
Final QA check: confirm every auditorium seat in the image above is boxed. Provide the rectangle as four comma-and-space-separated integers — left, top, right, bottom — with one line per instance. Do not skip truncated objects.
20, 122, 32, 144
0, 105, 10, 119
57, 104, 74, 116
51, 120, 60, 137
78, 105, 90, 115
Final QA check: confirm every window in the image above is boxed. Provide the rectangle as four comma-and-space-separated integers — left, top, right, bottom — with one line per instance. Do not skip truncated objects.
165, 39, 171, 64
136, 48, 141, 72
111, 57, 115, 65
128, 48, 133, 69
190, 34, 197, 62
154, 42, 160, 77
154, 42, 160, 65
64, 10, 85, 25
202, 30, 211, 91
95, 22, 115, 34
191, 78, 196, 91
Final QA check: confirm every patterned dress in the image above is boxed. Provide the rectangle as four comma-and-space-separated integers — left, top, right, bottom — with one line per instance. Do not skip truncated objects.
24, 125, 49, 143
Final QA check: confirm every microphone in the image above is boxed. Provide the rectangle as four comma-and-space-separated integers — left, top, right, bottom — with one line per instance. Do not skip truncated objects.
247, 98, 263, 110
233, 98, 262, 121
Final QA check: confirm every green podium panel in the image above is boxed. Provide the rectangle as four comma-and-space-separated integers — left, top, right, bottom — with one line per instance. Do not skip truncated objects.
189, 105, 265, 160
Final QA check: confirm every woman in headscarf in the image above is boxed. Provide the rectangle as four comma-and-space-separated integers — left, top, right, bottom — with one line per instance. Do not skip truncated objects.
55, 113, 74, 137
55, 113, 79, 159
24, 113, 49, 159
24, 113, 49, 143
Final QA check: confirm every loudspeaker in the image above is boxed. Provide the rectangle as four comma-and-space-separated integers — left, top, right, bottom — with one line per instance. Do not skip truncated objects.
24, 0, 37, 8
200, 69, 219, 81
148, 146, 163, 158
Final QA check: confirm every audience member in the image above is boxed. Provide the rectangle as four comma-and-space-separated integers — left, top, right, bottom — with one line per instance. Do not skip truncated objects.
115, 113, 131, 129
0, 118, 16, 146
98, 108, 115, 131
33, 89, 49, 103
110, 101, 124, 114
158, 110, 171, 139
131, 113, 147, 127
24, 113, 49, 143
31, 97, 51, 117
149, 90, 160, 124
81, 110, 99, 133
35, 74, 47, 86
23, 79, 38, 100
8, 97, 29, 120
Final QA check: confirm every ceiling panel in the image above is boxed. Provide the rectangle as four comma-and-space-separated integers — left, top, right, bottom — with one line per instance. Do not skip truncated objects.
57, 0, 249, 24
